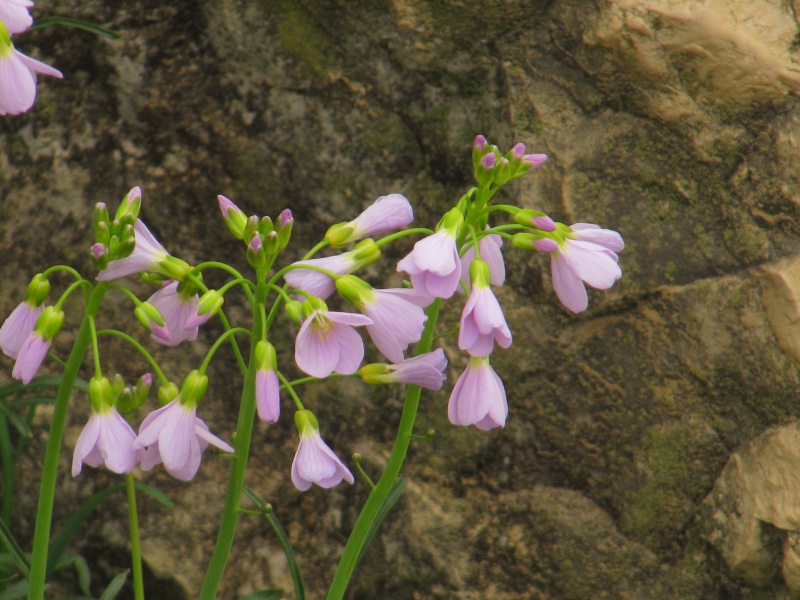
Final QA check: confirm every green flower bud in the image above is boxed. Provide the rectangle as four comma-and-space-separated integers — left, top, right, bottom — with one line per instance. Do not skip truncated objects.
285, 300, 303, 325
258, 216, 274, 236
243, 215, 259, 244
135, 301, 166, 331
158, 381, 180, 406
114, 187, 142, 222
93, 203, 111, 245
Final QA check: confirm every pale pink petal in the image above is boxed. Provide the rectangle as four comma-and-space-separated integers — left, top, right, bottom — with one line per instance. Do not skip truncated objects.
284, 254, 354, 299
295, 315, 341, 378
97, 220, 169, 281
0, 302, 43, 359
331, 323, 365, 374
560, 241, 621, 290
0, 0, 33, 34
12, 334, 49, 383
256, 369, 281, 424
0, 50, 35, 115
571, 224, 625, 252
388, 349, 448, 390
72, 415, 101, 476
158, 404, 195, 473
98, 411, 137, 474
550, 255, 588, 313
351, 194, 413, 238
194, 420, 234, 453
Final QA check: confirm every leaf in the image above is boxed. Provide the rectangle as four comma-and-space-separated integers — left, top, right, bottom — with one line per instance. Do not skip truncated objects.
0, 579, 27, 600
244, 489, 305, 600
354, 477, 407, 569
0, 518, 30, 576
98, 570, 129, 600
134, 482, 175, 508
27, 17, 120, 40
54, 554, 91, 595
46, 483, 125, 579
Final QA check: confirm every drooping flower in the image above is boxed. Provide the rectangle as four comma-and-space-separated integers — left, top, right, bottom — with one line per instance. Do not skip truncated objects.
358, 348, 448, 391
397, 207, 463, 299
12, 305, 63, 384
284, 239, 380, 299
72, 376, 138, 476
448, 356, 507, 430
291, 410, 353, 491
336, 276, 427, 364
540, 223, 624, 313
458, 259, 512, 357
72, 409, 139, 476
459, 232, 505, 293
134, 371, 233, 481
0, 0, 32, 34
255, 340, 280, 424
0, 20, 62, 115
326, 194, 413, 246
145, 280, 200, 346
294, 299, 372, 378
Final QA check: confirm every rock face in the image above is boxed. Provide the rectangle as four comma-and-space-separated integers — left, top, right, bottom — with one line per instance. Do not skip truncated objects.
3, 0, 800, 598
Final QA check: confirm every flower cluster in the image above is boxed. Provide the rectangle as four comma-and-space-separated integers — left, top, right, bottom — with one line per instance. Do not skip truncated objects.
0, 136, 623, 494
0, 0, 62, 115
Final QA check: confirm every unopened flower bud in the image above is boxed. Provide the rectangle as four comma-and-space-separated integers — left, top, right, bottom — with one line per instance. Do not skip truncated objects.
90, 243, 109, 270
264, 230, 280, 254
158, 381, 180, 406
285, 300, 303, 325
522, 153, 548, 171
135, 301, 169, 340
247, 234, 265, 267
93, 203, 111, 245
217, 195, 248, 239
515, 209, 557, 232
277, 209, 293, 249
243, 215, 259, 243
258, 216, 274, 236
472, 135, 488, 167
114, 187, 142, 222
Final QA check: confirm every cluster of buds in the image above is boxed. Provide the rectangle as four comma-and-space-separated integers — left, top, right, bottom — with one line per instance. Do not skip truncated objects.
218, 195, 293, 268
0, 0, 62, 115
472, 135, 548, 188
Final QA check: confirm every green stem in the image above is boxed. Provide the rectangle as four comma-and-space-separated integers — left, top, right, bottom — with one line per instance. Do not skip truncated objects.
27, 314, 93, 600
198, 283, 266, 599
326, 299, 441, 599
125, 474, 144, 600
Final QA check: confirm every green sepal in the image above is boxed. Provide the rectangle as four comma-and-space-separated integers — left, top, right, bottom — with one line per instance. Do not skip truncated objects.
135, 301, 166, 330
335, 275, 373, 309
23, 273, 50, 307
179, 370, 208, 408
158, 381, 180, 406
114, 188, 141, 222
93, 203, 111, 245
284, 300, 303, 325
294, 409, 319, 436
88, 376, 114, 413
325, 222, 356, 247
196, 289, 224, 319
255, 340, 277, 372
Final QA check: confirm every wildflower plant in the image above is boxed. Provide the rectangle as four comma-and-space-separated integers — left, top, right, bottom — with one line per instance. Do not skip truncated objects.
0, 134, 624, 599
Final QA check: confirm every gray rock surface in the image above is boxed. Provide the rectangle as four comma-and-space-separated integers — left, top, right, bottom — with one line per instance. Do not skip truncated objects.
3, 0, 800, 598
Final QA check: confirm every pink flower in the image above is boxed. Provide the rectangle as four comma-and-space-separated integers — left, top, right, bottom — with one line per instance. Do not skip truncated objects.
458, 285, 512, 358
12, 331, 49, 384
360, 349, 448, 390
284, 240, 380, 299
0, 23, 62, 115
256, 368, 280, 423
72, 408, 139, 476
546, 224, 624, 313
294, 308, 372, 378
448, 357, 507, 430
459, 233, 505, 293
97, 216, 169, 281
326, 194, 413, 246
361, 288, 428, 364
134, 398, 233, 481
0, 300, 43, 359
0, 0, 33, 34
291, 411, 353, 491
146, 281, 200, 346
397, 229, 462, 299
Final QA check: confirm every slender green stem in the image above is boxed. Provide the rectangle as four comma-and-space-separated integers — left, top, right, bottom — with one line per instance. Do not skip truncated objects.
96, 329, 168, 386
27, 314, 93, 600
326, 299, 441, 599
125, 474, 144, 600
198, 284, 266, 599
199, 328, 251, 374
374, 227, 434, 248
276, 370, 305, 411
